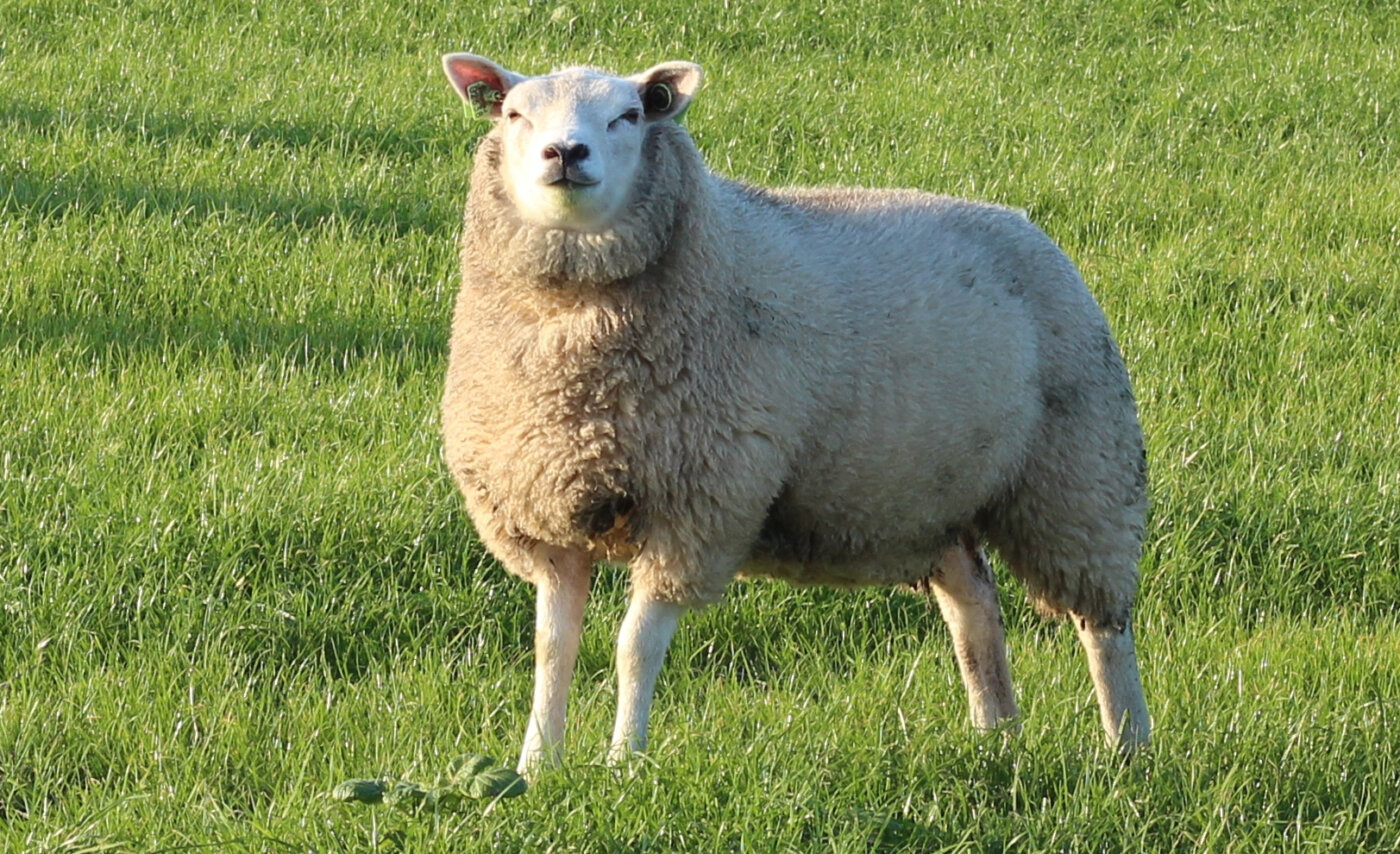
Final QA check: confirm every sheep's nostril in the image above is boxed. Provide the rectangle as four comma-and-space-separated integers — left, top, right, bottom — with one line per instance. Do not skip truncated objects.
543, 143, 589, 165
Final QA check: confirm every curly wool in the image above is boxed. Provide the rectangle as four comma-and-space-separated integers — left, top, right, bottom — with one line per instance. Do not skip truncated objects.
445, 104, 1146, 621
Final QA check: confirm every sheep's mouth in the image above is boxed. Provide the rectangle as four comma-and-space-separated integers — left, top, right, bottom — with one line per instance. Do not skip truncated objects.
542, 164, 599, 189
549, 177, 599, 190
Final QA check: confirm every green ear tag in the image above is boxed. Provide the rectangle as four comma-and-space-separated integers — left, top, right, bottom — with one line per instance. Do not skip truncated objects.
465, 81, 504, 115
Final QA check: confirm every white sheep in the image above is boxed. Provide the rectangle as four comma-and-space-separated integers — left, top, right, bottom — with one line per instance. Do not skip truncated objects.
439, 54, 1151, 775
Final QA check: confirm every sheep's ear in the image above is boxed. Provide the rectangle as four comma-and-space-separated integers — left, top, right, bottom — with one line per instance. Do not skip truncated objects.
442, 53, 523, 118
630, 61, 704, 122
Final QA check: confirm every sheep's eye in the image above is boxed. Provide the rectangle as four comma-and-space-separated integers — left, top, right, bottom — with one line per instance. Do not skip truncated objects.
504, 109, 523, 122
609, 109, 641, 130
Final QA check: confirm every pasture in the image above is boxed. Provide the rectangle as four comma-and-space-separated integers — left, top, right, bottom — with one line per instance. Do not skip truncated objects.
2, 0, 1398, 849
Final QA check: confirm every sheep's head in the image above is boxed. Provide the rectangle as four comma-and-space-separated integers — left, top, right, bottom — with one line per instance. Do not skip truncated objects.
443, 54, 703, 233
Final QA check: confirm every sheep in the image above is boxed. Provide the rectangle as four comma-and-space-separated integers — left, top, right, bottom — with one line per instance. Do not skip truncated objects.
439, 53, 1151, 775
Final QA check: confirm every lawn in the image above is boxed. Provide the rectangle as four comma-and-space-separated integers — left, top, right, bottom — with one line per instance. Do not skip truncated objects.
2, 0, 1398, 850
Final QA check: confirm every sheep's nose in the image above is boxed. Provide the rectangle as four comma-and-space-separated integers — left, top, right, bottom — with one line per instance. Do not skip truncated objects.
543, 142, 590, 166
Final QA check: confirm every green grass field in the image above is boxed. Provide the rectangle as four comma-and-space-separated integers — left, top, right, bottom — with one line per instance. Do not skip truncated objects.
3, 0, 1399, 849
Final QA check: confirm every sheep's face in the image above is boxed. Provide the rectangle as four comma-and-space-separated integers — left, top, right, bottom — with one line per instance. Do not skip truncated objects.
443, 55, 703, 233
494, 71, 647, 232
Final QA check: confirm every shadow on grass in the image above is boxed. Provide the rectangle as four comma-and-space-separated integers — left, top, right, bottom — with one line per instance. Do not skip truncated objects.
0, 96, 459, 169
0, 303, 447, 374
676, 584, 951, 697
0, 97, 468, 237
0, 159, 450, 239
0, 97, 465, 368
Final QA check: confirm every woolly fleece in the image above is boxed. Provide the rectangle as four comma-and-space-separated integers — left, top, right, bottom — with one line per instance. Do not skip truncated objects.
441, 100, 1146, 626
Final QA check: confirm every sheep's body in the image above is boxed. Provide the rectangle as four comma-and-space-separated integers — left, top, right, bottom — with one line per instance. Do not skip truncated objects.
440, 56, 1150, 774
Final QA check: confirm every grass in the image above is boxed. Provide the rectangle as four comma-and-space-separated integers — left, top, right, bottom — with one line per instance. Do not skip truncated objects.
2, 0, 1398, 849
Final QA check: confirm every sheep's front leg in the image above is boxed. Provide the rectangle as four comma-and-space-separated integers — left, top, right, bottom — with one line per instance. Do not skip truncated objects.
1072, 614, 1150, 749
518, 548, 591, 776
930, 539, 1020, 730
608, 592, 685, 764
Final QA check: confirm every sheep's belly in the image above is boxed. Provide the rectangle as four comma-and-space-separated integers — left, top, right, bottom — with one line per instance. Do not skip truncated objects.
734, 429, 1018, 587
739, 552, 951, 588
740, 507, 966, 588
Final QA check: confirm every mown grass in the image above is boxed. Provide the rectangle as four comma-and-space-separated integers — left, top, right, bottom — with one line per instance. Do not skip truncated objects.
2, 0, 1398, 850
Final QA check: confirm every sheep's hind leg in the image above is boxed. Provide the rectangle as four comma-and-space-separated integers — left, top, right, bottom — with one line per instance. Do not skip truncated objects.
608, 592, 685, 764
929, 537, 1020, 731
1072, 613, 1149, 749
518, 547, 591, 776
